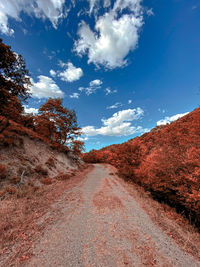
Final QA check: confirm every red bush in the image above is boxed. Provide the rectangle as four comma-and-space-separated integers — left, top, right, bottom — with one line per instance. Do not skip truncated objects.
40, 177, 52, 185
55, 173, 71, 181
9, 176, 20, 184
0, 164, 7, 180
83, 108, 200, 229
35, 165, 48, 176
46, 157, 55, 168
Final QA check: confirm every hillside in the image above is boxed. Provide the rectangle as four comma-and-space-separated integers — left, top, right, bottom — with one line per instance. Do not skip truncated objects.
0, 117, 89, 259
0, 116, 85, 198
83, 108, 200, 229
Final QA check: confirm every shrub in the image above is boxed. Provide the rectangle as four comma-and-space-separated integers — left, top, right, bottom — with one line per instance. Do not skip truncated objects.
0, 190, 5, 198
83, 108, 200, 229
55, 173, 71, 181
9, 176, 20, 184
45, 157, 55, 168
0, 164, 7, 180
35, 165, 48, 176
40, 177, 52, 185
5, 185, 17, 194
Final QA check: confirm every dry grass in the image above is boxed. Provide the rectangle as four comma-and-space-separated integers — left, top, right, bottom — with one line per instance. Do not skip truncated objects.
119, 177, 200, 261
9, 175, 20, 184
0, 165, 92, 266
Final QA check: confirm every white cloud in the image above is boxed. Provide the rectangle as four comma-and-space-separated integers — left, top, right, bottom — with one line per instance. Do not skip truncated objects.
107, 102, 122, 109
158, 108, 166, 114
104, 0, 111, 8
0, 0, 66, 35
102, 108, 143, 126
49, 62, 83, 83
128, 99, 132, 104
23, 106, 38, 114
88, 0, 111, 14
147, 8, 154, 16
58, 62, 83, 82
77, 136, 89, 141
89, 79, 102, 87
105, 87, 117, 95
157, 112, 189, 126
58, 59, 66, 68
78, 86, 97, 95
82, 126, 99, 136
78, 78, 102, 95
30, 75, 64, 98
82, 108, 145, 136
50, 69, 57, 77
69, 92, 80, 99
74, 0, 143, 69
22, 28, 28, 35
88, 0, 98, 14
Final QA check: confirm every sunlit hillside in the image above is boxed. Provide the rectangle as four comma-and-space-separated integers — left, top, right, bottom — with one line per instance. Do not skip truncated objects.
83, 108, 200, 229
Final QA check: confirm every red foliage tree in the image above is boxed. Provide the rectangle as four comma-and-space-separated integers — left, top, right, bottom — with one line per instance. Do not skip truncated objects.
35, 98, 83, 152
83, 108, 200, 229
0, 39, 31, 122
70, 140, 85, 156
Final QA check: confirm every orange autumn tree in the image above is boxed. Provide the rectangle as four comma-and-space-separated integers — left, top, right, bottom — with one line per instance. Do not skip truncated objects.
83, 108, 200, 229
69, 140, 85, 156
0, 38, 31, 123
35, 98, 83, 154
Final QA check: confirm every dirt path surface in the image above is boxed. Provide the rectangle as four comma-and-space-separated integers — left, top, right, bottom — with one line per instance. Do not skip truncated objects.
25, 164, 200, 267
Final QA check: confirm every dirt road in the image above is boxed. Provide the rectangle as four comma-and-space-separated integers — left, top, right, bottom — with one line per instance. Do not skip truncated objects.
25, 164, 200, 267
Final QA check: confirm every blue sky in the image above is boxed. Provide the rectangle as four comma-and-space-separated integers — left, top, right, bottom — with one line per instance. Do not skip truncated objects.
1, 0, 200, 151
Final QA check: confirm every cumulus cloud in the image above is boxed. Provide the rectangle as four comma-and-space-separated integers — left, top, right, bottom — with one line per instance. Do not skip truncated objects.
77, 136, 89, 141
58, 62, 83, 82
0, 10, 14, 36
78, 79, 102, 95
82, 108, 146, 136
74, 0, 143, 69
88, 0, 111, 14
50, 69, 57, 77
107, 102, 122, 109
89, 79, 102, 87
69, 92, 80, 99
88, 0, 98, 14
30, 75, 64, 98
23, 106, 39, 114
104, 0, 111, 8
0, 0, 66, 35
157, 112, 189, 126
78, 86, 97, 95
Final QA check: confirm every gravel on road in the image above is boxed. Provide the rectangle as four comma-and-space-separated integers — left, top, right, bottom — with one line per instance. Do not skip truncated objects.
24, 164, 200, 267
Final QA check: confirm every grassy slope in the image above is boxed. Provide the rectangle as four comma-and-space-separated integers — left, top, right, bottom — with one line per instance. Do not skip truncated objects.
83, 108, 200, 229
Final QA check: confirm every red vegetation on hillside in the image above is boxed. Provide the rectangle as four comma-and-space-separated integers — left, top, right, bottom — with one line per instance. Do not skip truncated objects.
0, 38, 31, 123
35, 98, 83, 149
0, 165, 90, 265
0, 164, 7, 180
0, 39, 84, 156
83, 108, 200, 229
